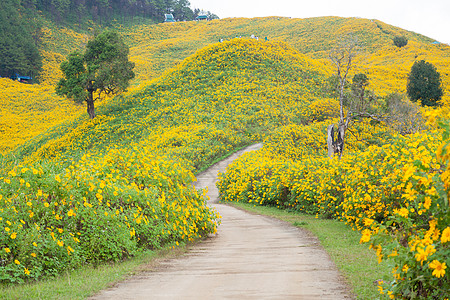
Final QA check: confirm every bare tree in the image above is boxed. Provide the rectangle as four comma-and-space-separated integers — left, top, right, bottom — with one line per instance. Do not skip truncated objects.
326, 35, 425, 158
327, 34, 360, 159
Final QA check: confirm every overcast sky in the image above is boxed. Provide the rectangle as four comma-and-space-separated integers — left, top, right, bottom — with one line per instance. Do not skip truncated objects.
188, 0, 450, 45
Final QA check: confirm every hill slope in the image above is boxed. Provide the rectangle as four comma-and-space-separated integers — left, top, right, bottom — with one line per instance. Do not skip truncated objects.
12, 39, 326, 168
1, 16, 450, 155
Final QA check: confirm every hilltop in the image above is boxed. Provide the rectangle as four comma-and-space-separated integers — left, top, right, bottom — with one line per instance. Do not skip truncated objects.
10, 38, 326, 167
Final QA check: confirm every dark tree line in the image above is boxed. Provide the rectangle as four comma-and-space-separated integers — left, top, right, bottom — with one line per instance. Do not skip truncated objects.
0, 0, 42, 78
27, 0, 203, 24
0, 0, 215, 79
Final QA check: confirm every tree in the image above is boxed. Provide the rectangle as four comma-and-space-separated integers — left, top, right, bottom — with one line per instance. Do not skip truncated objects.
57, 31, 135, 119
383, 93, 425, 134
393, 36, 408, 48
327, 34, 359, 158
327, 35, 387, 158
406, 60, 443, 107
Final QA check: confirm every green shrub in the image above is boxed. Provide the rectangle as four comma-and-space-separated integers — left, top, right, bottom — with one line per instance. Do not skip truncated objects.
393, 36, 408, 48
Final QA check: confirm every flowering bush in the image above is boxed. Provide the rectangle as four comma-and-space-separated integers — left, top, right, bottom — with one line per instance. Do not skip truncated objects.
217, 119, 448, 298
0, 147, 219, 283
362, 112, 449, 299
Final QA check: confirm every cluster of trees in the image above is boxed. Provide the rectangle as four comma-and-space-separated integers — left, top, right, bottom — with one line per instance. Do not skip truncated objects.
25, 0, 214, 24
0, 0, 42, 78
1, 0, 216, 80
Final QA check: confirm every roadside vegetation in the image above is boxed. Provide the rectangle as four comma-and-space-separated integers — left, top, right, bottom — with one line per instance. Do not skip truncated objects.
1, 15, 449, 299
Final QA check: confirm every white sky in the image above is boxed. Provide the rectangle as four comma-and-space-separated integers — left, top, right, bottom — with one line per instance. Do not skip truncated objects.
188, 0, 450, 45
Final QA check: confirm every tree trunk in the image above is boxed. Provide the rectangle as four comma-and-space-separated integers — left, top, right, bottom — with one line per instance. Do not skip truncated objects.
327, 124, 335, 158
327, 123, 346, 159
336, 122, 346, 159
86, 89, 96, 119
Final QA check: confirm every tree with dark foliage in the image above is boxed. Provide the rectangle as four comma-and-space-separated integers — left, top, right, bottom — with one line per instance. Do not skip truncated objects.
56, 31, 135, 119
406, 60, 443, 107
393, 36, 408, 48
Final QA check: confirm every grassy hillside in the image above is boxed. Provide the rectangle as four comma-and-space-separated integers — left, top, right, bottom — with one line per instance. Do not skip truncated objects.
122, 16, 448, 88
10, 38, 325, 167
1, 16, 450, 155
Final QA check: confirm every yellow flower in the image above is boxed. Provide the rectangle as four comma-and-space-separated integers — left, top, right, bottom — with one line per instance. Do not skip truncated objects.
388, 249, 398, 257
441, 227, 450, 243
377, 281, 384, 294
393, 208, 408, 218
423, 197, 432, 210
4, 247, 11, 253
10, 232, 17, 239
4, 227, 10, 232
415, 247, 428, 265
14, 259, 20, 265
31, 252, 36, 257
388, 291, 395, 299
96, 193, 103, 201
24, 268, 30, 275
57, 240, 64, 247
55, 175, 61, 183
402, 264, 409, 273
360, 229, 371, 243
429, 260, 446, 278
363, 218, 374, 227
67, 209, 76, 217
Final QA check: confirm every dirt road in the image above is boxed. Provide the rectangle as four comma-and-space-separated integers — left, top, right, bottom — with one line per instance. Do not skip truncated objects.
91, 144, 354, 299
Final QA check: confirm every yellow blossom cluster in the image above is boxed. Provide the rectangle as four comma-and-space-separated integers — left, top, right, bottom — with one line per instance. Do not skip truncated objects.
0, 146, 220, 282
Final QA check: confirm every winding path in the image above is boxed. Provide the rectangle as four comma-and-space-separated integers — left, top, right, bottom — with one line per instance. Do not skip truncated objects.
91, 144, 354, 299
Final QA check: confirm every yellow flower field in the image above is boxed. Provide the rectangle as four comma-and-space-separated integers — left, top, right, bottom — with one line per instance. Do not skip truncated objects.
0, 16, 449, 296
